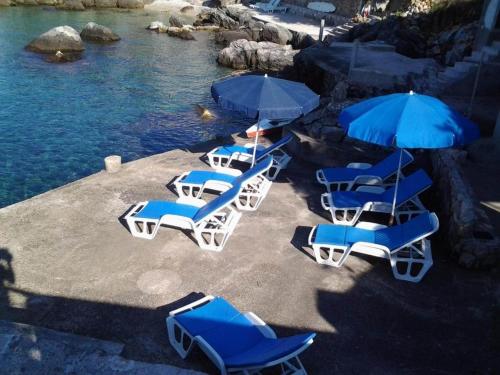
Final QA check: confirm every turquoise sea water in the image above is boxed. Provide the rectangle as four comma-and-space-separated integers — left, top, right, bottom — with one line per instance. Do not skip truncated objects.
0, 7, 250, 208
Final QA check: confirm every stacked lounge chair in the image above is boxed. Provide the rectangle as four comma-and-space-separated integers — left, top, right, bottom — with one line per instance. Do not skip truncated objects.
249, 0, 288, 13
316, 149, 414, 192
173, 156, 273, 211
311, 151, 439, 282
206, 134, 293, 180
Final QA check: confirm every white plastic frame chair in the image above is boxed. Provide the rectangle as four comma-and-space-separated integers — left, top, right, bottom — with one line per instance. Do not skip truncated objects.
321, 186, 429, 226
167, 295, 313, 375
250, 0, 289, 13
125, 195, 242, 252
173, 158, 274, 211
206, 135, 293, 181
308, 214, 439, 282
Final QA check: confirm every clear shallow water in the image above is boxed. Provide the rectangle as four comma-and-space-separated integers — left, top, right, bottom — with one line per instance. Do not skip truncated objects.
0, 8, 250, 208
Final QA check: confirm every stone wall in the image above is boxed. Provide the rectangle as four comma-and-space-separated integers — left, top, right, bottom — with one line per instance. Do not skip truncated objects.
431, 149, 500, 268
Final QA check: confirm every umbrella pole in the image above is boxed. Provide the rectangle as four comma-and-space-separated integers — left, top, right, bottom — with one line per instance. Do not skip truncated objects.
251, 119, 260, 167
389, 148, 403, 226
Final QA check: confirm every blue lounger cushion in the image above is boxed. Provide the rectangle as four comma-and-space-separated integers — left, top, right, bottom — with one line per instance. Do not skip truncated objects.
181, 171, 237, 186
174, 297, 316, 368
313, 213, 436, 251
135, 201, 199, 221
320, 150, 414, 183
135, 184, 241, 224
332, 169, 432, 208
212, 134, 293, 160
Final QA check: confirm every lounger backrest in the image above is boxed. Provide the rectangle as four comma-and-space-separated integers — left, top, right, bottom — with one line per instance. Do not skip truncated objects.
381, 169, 432, 205
176, 297, 264, 359
374, 213, 439, 250
192, 184, 241, 223
256, 134, 293, 159
369, 150, 413, 179
232, 156, 273, 187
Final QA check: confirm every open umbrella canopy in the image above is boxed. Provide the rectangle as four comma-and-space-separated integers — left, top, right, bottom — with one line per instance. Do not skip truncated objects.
211, 74, 320, 120
338, 92, 480, 148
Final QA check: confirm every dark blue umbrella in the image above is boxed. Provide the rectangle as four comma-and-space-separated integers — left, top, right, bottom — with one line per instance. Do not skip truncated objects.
339, 91, 480, 222
212, 74, 319, 165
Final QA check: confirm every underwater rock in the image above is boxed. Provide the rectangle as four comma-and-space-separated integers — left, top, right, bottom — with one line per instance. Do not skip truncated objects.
59, 0, 85, 10
167, 27, 195, 40
117, 0, 143, 8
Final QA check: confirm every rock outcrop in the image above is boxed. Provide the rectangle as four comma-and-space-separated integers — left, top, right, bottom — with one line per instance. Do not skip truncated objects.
194, 8, 238, 30
217, 39, 297, 72
26, 26, 85, 53
80, 22, 120, 42
260, 23, 292, 45
94, 0, 117, 7
167, 27, 196, 40
117, 0, 143, 8
215, 30, 251, 46
169, 14, 185, 28
59, 0, 85, 9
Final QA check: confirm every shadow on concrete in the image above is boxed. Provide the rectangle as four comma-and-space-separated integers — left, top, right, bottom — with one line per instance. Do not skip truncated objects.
1, 244, 499, 374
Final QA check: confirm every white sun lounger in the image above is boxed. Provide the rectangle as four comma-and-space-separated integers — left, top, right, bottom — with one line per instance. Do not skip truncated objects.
206, 134, 293, 181
316, 150, 414, 192
173, 156, 273, 211
250, 0, 288, 13
167, 295, 316, 374
308, 213, 439, 282
125, 185, 243, 251
321, 169, 432, 225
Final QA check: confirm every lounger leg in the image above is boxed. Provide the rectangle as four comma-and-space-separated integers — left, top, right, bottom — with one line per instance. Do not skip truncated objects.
280, 356, 308, 374
312, 244, 351, 267
330, 207, 362, 226
166, 317, 194, 359
125, 204, 159, 239
390, 239, 433, 283
208, 154, 231, 169
194, 208, 242, 251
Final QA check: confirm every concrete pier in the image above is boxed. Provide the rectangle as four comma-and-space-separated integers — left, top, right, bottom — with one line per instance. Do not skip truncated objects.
0, 139, 498, 373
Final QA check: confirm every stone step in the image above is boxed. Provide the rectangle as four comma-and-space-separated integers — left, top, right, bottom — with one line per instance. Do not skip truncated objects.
0, 320, 205, 375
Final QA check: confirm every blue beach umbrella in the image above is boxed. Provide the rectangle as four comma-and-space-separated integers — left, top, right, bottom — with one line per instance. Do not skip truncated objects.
212, 74, 319, 165
339, 91, 480, 222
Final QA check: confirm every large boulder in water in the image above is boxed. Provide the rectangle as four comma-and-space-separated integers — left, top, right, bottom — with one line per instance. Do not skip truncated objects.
81, 22, 120, 42
260, 23, 292, 45
167, 26, 196, 40
117, 0, 143, 8
26, 26, 85, 53
217, 39, 297, 72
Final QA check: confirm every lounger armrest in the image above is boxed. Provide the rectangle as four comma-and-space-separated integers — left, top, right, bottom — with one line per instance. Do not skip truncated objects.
214, 167, 243, 176
243, 312, 277, 339
346, 162, 372, 169
193, 335, 226, 373
168, 295, 215, 317
320, 193, 332, 210
243, 143, 266, 151
355, 185, 386, 193
369, 202, 392, 213
353, 175, 383, 186
176, 197, 207, 207
354, 222, 387, 230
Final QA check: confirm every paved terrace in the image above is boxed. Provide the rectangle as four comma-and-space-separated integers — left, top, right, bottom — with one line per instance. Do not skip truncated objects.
0, 137, 498, 374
